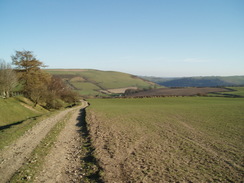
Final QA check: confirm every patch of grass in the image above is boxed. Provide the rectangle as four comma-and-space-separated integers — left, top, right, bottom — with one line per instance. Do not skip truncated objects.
0, 97, 49, 150
208, 87, 244, 97
224, 87, 244, 96
9, 110, 74, 183
71, 82, 102, 96
0, 97, 46, 126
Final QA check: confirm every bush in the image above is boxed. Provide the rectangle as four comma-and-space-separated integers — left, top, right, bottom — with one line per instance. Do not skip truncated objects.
45, 98, 64, 109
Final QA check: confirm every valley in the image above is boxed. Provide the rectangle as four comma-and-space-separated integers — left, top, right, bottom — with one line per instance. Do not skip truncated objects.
0, 69, 243, 182
2, 1, 243, 182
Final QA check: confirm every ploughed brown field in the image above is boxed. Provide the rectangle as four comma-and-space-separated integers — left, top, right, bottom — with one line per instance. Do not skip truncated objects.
127, 87, 229, 97
87, 97, 244, 182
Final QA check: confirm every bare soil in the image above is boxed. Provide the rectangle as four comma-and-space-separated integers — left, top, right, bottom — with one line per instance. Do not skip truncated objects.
86, 109, 244, 182
107, 87, 138, 94
127, 87, 229, 97
0, 102, 88, 183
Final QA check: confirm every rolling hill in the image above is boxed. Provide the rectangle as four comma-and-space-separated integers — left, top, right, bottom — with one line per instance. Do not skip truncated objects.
141, 76, 244, 87
45, 69, 159, 97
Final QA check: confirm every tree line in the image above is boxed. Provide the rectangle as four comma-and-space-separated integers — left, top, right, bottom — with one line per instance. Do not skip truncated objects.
0, 50, 79, 109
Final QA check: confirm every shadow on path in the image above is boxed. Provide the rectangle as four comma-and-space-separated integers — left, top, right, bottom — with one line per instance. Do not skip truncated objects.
76, 108, 104, 183
0, 120, 25, 131
0, 116, 40, 131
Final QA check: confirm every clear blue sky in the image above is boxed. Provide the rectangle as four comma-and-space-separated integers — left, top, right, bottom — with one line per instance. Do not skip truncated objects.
0, 0, 243, 77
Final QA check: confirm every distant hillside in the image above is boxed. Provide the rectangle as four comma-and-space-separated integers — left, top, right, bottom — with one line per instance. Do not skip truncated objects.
45, 69, 159, 97
141, 76, 244, 87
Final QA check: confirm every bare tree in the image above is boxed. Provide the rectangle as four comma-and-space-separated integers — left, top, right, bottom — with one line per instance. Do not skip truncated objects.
0, 59, 17, 98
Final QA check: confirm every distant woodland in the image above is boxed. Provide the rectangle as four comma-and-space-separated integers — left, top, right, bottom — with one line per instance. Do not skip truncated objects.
141, 76, 244, 87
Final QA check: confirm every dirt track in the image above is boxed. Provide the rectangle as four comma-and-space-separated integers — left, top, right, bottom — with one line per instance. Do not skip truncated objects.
0, 102, 88, 183
34, 108, 84, 183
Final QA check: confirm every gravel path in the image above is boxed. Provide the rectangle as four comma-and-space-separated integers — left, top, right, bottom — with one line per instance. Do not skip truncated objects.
34, 107, 84, 183
0, 102, 87, 183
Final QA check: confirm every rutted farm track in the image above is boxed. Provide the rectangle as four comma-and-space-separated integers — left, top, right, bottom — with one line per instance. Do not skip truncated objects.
0, 101, 102, 183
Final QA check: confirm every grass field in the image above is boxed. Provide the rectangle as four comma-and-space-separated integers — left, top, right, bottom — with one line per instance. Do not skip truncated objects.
71, 82, 102, 96
208, 87, 244, 97
87, 97, 244, 182
224, 87, 244, 96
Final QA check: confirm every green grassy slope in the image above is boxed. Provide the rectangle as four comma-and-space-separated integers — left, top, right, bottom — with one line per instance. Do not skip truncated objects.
0, 96, 47, 126
220, 87, 244, 96
207, 87, 244, 97
0, 97, 48, 149
46, 69, 159, 96
227, 87, 244, 95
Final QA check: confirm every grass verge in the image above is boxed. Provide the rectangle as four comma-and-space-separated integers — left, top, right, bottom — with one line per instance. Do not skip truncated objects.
0, 114, 52, 150
0, 96, 47, 126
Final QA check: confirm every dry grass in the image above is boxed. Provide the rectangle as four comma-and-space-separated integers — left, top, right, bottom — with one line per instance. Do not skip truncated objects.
70, 76, 86, 82
107, 87, 138, 94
